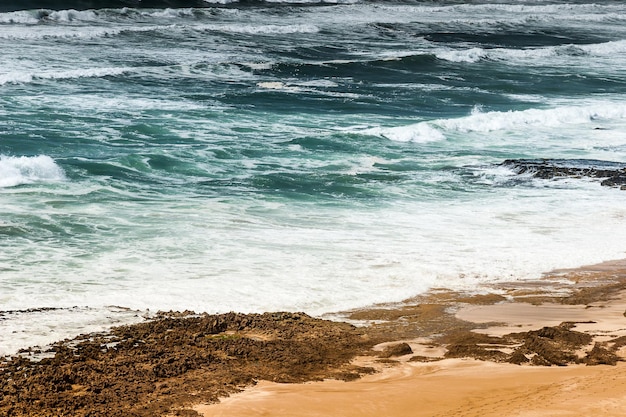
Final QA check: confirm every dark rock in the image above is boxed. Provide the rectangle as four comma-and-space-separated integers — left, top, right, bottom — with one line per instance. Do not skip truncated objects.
379, 342, 413, 358
508, 349, 530, 365
584, 343, 620, 366
507, 323, 592, 366
601, 173, 626, 188
501, 159, 626, 189
530, 354, 553, 366
442, 331, 510, 362
534, 323, 593, 347
608, 335, 626, 349
0, 312, 375, 417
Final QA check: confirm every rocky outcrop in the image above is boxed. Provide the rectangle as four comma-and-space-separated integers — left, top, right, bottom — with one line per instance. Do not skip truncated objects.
0, 312, 375, 417
378, 342, 413, 358
441, 322, 624, 367
501, 159, 626, 189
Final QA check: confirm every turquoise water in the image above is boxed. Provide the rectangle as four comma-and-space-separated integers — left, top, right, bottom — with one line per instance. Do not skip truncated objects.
1, 1, 626, 353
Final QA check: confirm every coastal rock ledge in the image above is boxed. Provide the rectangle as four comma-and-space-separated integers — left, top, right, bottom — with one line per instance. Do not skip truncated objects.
501, 158, 626, 189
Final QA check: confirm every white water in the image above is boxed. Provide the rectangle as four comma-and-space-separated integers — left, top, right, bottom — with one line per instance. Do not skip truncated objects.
0, 155, 66, 188
366, 100, 626, 146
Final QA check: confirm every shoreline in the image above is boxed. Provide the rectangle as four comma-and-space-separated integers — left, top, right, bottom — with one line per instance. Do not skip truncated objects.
2, 259, 626, 416
198, 259, 626, 417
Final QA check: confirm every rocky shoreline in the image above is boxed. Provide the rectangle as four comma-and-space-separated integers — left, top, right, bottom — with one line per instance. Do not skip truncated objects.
502, 158, 626, 189
2, 261, 626, 416
0, 312, 376, 417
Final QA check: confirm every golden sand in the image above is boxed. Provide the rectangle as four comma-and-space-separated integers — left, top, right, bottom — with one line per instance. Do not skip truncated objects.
197, 262, 626, 417
198, 361, 626, 417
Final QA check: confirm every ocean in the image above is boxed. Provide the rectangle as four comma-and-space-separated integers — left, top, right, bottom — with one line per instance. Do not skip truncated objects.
1, 0, 626, 355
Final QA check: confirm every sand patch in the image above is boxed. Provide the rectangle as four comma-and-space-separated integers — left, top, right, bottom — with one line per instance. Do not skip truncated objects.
197, 361, 626, 417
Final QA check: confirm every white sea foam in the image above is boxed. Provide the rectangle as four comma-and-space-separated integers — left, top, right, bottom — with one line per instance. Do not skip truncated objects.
464, 2, 625, 17
298, 79, 339, 88
0, 307, 147, 357
255, 80, 364, 99
3, 183, 626, 330
0, 155, 66, 188
435, 40, 626, 64
435, 48, 488, 63
201, 23, 319, 35
369, 102, 626, 143
45, 9, 99, 22
362, 2, 626, 29
243, 62, 273, 70
257, 81, 297, 90
0, 26, 122, 40
579, 39, 626, 56
146, 8, 198, 19
27, 95, 208, 113
0, 1, 620, 28
0, 11, 39, 24
2, 23, 179, 40
365, 123, 446, 143
438, 104, 626, 133
0, 67, 130, 86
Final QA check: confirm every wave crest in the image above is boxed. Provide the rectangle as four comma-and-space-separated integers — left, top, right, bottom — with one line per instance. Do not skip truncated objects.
0, 155, 66, 188
364, 123, 446, 143
365, 102, 626, 143
0, 67, 130, 85
435, 40, 626, 64
201, 23, 319, 35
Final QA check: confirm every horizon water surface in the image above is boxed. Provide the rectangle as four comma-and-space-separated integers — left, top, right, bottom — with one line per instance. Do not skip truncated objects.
1, 0, 626, 355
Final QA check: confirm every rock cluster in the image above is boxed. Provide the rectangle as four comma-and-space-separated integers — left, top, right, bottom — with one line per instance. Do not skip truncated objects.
501, 159, 626, 189
0, 312, 374, 417
442, 322, 622, 366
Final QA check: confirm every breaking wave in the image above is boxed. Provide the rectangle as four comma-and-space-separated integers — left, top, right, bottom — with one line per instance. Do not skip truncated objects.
367, 102, 626, 143
201, 23, 319, 35
0, 155, 66, 188
0, 67, 131, 85
436, 40, 626, 64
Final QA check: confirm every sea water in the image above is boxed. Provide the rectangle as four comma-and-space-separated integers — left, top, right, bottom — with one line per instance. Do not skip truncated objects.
1, 0, 626, 355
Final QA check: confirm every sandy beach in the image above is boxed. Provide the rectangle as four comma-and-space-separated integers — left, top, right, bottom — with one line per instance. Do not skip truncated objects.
198, 362, 626, 417
198, 260, 626, 417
